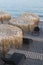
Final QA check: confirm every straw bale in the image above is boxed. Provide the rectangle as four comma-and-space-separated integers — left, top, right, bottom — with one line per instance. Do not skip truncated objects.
9, 18, 29, 32
9, 18, 35, 32
4, 14, 11, 21
0, 24, 23, 52
0, 11, 11, 22
21, 13, 39, 25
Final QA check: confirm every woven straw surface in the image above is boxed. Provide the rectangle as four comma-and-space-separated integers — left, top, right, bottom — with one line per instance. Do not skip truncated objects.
0, 11, 11, 21
0, 24, 23, 53
9, 18, 35, 32
20, 13, 39, 25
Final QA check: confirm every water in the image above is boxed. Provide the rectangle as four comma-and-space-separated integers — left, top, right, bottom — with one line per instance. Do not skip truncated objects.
0, 0, 43, 20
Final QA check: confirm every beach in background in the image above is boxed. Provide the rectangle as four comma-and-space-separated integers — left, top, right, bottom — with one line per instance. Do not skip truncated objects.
0, 0, 43, 20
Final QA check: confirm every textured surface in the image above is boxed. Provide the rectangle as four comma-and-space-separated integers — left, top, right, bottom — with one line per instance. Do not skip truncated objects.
0, 11, 11, 21
0, 21, 43, 65
20, 13, 39, 25
0, 40, 43, 65
9, 18, 35, 32
0, 24, 23, 54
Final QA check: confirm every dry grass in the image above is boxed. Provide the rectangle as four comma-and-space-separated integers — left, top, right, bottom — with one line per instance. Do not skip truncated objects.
0, 24, 23, 53
20, 13, 39, 25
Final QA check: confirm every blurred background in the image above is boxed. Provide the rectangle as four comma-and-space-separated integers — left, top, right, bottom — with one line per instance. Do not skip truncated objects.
0, 0, 43, 20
